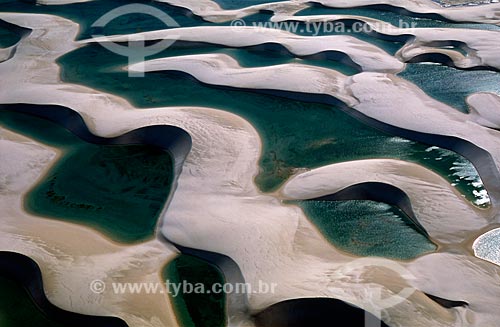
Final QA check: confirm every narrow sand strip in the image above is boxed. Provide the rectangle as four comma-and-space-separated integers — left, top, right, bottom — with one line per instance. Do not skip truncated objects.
273, 14, 500, 70
156, 0, 309, 23
467, 92, 500, 129
157, 0, 500, 24
128, 53, 355, 105
87, 26, 405, 73
127, 52, 500, 208
157, 0, 500, 70
281, 159, 487, 243
2, 11, 500, 327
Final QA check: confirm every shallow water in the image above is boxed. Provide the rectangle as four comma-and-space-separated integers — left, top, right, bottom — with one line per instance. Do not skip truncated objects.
0, 1, 405, 55
294, 200, 437, 259
58, 42, 489, 207
0, 110, 174, 243
1, 0, 499, 323
114, 41, 361, 75
399, 63, 500, 113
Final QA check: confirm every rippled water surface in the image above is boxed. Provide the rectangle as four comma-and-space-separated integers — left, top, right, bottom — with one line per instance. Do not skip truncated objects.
0, 110, 174, 243
400, 64, 500, 113
295, 200, 437, 259
1, 0, 500, 323
56, 40, 490, 207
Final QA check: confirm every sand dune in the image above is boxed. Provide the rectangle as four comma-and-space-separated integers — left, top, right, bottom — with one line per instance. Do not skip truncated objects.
2, 4, 500, 326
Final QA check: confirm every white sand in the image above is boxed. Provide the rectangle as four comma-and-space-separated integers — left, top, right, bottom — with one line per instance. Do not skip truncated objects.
2, 7, 500, 327
156, 0, 500, 24
467, 92, 500, 129
0, 127, 180, 327
281, 159, 487, 243
89, 26, 405, 73
271, 13, 500, 70
129, 52, 500, 203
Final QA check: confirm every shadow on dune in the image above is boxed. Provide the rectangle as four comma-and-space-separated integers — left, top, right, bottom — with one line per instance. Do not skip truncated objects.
309, 182, 429, 237
254, 297, 390, 327
0, 251, 128, 327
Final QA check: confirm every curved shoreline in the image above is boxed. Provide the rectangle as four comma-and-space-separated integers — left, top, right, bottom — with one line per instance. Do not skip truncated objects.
472, 227, 500, 265
88, 26, 405, 73
156, 0, 500, 25
0, 18, 31, 45
0, 251, 128, 327
1, 105, 266, 327
0, 104, 452, 325
467, 92, 500, 129
0, 103, 192, 175
307, 182, 429, 237
341, 99, 500, 206
3, 10, 500, 327
281, 159, 489, 244
128, 53, 500, 209
271, 13, 500, 71
424, 293, 468, 308
171, 244, 250, 326
0, 103, 193, 240
0, 18, 31, 63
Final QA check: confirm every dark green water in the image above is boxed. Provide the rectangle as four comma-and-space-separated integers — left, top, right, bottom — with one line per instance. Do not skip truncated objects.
1, 0, 494, 60
58, 43, 489, 207
0, 0, 402, 57
1, 0, 496, 325
0, 0, 369, 71
114, 41, 360, 75
0, 0, 208, 40
163, 255, 226, 327
270, 20, 405, 55
295, 200, 437, 259
0, 275, 64, 327
0, 22, 21, 48
399, 63, 500, 113
220, 47, 359, 74
0, 110, 174, 243
291, 4, 499, 55
0, 0, 277, 41
0, 0, 490, 209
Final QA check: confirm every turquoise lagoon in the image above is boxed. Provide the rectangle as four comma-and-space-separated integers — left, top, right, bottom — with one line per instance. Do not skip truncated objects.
0, 110, 174, 243
294, 200, 437, 259
58, 42, 490, 208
